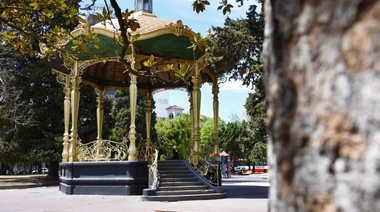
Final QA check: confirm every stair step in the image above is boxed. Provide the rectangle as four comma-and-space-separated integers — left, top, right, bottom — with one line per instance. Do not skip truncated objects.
160, 173, 194, 178
158, 165, 187, 170
159, 180, 203, 186
156, 189, 216, 196
160, 177, 197, 182
158, 160, 184, 164
158, 163, 185, 166
159, 170, 191, 174
141, 192, 227, 202
141, 160, 225, 202
157, 185, 209, 191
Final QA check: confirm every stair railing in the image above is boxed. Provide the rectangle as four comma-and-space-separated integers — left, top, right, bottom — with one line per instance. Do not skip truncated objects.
185, 147, 220, 186
147, 149, 159, 189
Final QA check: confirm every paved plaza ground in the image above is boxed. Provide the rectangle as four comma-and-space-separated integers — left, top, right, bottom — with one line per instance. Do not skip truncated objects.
0, 174, 269, 212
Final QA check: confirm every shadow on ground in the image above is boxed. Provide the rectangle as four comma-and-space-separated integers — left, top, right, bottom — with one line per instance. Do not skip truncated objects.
0, 175, 58, 190
222, 184, 268, 199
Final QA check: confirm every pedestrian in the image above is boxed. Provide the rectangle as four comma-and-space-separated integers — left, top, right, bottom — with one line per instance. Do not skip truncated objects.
172, 146, 179, 160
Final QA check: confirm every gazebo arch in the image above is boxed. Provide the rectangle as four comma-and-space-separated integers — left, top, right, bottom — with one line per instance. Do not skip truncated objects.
45, 0, 226, 196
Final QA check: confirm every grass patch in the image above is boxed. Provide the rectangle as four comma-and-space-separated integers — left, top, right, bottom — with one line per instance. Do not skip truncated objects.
0, 174, 47, 180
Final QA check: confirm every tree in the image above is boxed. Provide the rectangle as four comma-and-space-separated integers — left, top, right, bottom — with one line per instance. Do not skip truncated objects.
250, 142, 266, 163
0, 47, 35, 142
155, 114, 191, 159
78, 84, 113, 142
265, 0, 380, 211
207, 1, 264, 88
200, 117, 215, 148
245, 76, 267, 163
0, 0, 81, 57
0, 1, 81, 177
219, 121, 250, 161
110, 90, 157, 145
0, 50, 64, 177
206, 0, 266, 166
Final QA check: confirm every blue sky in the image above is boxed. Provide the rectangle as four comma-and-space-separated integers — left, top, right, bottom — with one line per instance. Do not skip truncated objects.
81, 0, 254, 122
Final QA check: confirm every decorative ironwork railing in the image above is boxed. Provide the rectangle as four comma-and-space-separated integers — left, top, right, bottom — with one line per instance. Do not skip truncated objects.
137, 141, 156, 161
137, 141, 159, 189
147, 149, 159, 189
186, 147, 220, 186
77, 138, 129, 161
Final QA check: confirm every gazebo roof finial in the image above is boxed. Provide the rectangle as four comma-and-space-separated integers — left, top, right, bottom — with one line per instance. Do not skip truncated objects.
135, 0, 153, 14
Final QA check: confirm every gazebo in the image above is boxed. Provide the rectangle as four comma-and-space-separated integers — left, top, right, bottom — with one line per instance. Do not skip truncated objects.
45, 0, 226, 196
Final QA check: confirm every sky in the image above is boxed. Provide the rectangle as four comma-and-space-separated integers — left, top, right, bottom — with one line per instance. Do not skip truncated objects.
81, 0, 254, 122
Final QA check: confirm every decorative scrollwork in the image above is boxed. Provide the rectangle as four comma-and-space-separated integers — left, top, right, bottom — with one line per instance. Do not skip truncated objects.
77, 138, 129, 161
148, 149, 159, 189
136, 141, 159, 189
61, 53, 75, 71
166, 20, 192, 36
137, 141, 156, 161
186, 147, 220, 186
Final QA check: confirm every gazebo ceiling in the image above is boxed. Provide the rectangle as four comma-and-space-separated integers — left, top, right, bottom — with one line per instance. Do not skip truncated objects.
49, 12, 213, 91
80, 60, 212, 90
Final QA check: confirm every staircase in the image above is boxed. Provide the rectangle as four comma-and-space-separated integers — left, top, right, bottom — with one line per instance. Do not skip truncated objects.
141, 160, 226, 201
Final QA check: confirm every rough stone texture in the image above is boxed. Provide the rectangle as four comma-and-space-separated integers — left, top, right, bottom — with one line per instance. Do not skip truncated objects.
264, 0, 380, 211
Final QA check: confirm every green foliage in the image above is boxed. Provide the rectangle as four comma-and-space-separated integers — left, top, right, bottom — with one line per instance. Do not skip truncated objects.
192, 0, 210, 13
78, 85, 113, 142
0, 0, 81, 57
0, 48, 64, 168
245, 77, 267, 144
217, 3, 234, 15
143, 55, 157, 67
244, 67, 267, 163
155, 114, 191, 159
203, 0, 267, 163
110, 90, 157, 145
188, 33, 209, 52
0, 0, 81, 177
207, 3, 264, 88
250, 142, 267, 163
219, 121, 247, 160
200, 117, 215, 148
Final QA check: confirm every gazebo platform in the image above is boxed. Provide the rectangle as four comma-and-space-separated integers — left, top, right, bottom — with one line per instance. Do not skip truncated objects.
59, 161, 148, 195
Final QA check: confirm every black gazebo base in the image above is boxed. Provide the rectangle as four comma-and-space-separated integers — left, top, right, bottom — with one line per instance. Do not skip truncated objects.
59, 161, 148, 195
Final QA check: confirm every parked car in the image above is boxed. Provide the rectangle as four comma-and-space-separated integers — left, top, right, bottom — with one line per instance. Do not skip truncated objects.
234, 165, 250, 173
32, 168, 49, 174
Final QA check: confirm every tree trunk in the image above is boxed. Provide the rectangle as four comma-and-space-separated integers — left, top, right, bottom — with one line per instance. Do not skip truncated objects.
264, 0, 380, 211
48, 160, 59, 180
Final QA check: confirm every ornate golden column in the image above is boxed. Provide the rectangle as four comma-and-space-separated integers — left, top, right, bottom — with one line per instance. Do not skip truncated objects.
96, 89, 105, 141
188, 90, 194, 160
128, 73, 138, 161
212, 80, 220, 161
189, 91, 194, 144
191, 61, 202, 164
96, 89, 106, 161
55, 71, 71, 163
145, 91, 152, 147
69, 61, 81, 162
62, 74, 71, 162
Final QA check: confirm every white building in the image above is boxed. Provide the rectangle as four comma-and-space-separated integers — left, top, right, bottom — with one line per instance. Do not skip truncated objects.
166, 105, 184, 119
153, 91, 170, 118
